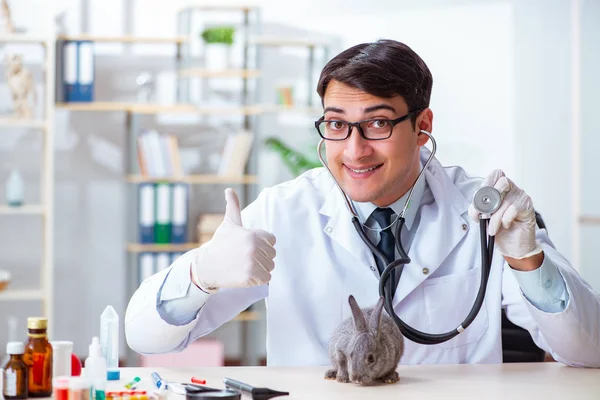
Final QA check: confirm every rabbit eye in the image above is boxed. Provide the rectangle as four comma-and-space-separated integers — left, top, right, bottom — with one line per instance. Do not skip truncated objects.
367, 354, 375, 364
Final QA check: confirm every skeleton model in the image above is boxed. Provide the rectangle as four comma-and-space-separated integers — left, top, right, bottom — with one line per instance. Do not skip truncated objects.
5, 54, 36, 118
1, 0, 14, 33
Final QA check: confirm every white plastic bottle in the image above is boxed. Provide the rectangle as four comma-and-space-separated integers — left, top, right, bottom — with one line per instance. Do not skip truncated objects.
5, 170, 23, 207
100, 305, 120, 380
84, 337, 107, 400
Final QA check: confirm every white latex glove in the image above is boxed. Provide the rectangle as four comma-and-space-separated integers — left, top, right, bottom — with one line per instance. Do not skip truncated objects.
468, 169, 543, 259
191, 188, 276, 292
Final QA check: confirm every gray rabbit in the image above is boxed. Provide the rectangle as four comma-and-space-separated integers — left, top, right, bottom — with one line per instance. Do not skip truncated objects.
324, 295, 405, 385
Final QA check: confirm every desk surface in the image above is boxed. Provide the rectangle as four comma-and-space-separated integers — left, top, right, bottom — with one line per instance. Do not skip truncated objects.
96, 363, 599, 400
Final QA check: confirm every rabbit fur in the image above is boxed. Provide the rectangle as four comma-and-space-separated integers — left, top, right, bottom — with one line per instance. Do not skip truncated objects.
325, 295, 404, 385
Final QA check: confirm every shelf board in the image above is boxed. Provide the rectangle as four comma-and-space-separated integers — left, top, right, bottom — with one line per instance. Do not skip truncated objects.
579, 215, 600, 225
0, 116, 46, 129
179, 5, 256, 12
234, 311, 261, 322
58, 35, 188, 44
127, 174, 258, 184
178, 68, 261, 79
56, 102, 139, 112
127, 243, 199, 253
0, 35, 50, 44
248, 36, 330, 47
0, 289, 44, 301
263, 104, 323, 115
0, 205, 45, 215
130, 104, 265, 115
56, 102, 266, 115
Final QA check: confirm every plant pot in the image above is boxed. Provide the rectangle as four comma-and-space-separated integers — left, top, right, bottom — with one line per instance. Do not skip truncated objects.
204, 44, 232, 71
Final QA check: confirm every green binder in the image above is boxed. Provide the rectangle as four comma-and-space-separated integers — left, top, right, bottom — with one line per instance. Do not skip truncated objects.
154, 182, 172, 243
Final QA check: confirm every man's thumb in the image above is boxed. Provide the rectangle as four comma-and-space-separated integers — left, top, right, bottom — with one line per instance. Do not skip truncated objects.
224, 188, 242, 226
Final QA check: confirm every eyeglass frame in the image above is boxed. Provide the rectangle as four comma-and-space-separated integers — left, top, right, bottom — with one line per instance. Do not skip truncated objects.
314, 108, 425, 141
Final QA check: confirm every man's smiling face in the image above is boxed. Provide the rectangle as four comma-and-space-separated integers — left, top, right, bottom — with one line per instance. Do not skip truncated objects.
322, 80, 432, 207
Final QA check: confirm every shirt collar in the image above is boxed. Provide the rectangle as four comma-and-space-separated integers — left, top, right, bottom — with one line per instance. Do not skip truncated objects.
351, 163, 426, 230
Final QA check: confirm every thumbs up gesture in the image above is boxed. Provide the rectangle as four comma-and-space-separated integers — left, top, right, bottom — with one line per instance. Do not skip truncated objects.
192, 188, 277, 292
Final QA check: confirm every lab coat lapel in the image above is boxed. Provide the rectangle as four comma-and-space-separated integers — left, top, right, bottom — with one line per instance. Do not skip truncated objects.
392, 155, 471, 307
319, 186, 375, 271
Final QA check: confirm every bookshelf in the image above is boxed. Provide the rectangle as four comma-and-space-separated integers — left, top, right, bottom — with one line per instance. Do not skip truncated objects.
0, 35, 55, 337
51, 3, 335, 366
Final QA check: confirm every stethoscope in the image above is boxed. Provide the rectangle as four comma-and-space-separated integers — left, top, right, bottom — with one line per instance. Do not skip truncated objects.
316, 130, 503, 345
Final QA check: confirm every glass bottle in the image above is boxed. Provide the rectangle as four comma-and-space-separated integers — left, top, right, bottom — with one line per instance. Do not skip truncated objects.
23, 317, 53, 397
2, 341, 28, 399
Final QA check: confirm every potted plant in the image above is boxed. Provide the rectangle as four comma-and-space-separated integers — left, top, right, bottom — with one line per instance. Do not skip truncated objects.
200, 26, 235, 70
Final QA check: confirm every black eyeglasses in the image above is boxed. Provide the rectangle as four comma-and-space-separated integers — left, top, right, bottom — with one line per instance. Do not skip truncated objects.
314, 109, 424, 141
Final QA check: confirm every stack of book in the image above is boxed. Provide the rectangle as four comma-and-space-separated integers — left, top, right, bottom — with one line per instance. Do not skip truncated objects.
217, 131, 254, 176
136, 130, 189, 285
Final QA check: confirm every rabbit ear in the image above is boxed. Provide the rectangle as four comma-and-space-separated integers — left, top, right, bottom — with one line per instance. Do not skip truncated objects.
348, 295, 367, 332
369, 296, 385, 335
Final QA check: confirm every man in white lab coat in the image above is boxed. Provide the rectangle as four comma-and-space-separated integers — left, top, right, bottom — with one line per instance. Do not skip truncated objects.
124, 39, 600, 368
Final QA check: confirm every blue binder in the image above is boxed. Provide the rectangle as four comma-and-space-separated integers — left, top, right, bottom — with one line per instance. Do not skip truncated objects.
171, 183, 189, 243
138, 183, 155, 243
62, 40, 94, 102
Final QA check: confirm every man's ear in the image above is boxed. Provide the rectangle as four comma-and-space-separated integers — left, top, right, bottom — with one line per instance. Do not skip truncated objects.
416, 108, 433, 146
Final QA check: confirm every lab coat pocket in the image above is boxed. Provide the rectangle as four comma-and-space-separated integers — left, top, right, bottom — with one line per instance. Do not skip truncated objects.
422, 267, 489, 349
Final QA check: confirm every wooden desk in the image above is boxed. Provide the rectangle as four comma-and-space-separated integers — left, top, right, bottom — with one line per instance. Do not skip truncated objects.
99, 363, 598, 400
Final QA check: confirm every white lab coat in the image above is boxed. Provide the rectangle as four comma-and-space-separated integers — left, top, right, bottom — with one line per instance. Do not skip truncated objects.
125, 148, 600, 367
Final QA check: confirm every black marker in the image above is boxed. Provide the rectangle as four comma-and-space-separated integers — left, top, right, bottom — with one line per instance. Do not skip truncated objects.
223, 378, 289, 400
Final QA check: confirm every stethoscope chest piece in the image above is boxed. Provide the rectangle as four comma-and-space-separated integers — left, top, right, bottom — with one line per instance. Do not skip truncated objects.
472, 186, 502, 216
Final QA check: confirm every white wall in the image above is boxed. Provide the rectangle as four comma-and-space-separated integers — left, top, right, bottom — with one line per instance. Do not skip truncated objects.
0, 0, 596, 363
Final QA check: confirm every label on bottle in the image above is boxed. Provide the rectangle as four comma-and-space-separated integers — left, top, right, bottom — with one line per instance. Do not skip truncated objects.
4, 369, 17, 396
32, 353, 45, 385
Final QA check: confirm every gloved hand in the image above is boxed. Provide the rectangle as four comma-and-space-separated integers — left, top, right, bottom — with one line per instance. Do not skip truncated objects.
191, 188, 276, 292
468, 169, 543, 260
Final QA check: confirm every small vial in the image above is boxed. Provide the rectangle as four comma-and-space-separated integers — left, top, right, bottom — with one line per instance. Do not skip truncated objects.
53, 377, 70, 400
3, 342, 28, 399
100, 305, 120, 380
68, 377, 91, 400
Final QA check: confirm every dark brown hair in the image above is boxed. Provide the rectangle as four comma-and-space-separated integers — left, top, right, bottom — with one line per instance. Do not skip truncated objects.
317, 39, 433, 121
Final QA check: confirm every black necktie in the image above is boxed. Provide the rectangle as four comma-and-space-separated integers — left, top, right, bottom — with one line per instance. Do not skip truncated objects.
370, 207, 397, 297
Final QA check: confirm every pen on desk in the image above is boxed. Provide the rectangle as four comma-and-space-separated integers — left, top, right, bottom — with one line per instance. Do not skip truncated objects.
190, 377, 206, 385
150, 372, 187, 395
223, 378, 289, 400
125, 377, 141, 389
151, 372, 165, 389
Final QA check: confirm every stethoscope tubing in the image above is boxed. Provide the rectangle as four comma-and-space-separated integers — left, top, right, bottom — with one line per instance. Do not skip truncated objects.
317, 129, 495, 345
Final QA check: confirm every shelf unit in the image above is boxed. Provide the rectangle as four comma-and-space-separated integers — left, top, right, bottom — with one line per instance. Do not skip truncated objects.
0, 34, 55, 337
55, 24, 264, 365
174, 4, 266, 366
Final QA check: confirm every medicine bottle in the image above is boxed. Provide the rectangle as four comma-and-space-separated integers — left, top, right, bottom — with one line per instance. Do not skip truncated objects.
2, 341, 28, 399
23, 317, 53, 397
